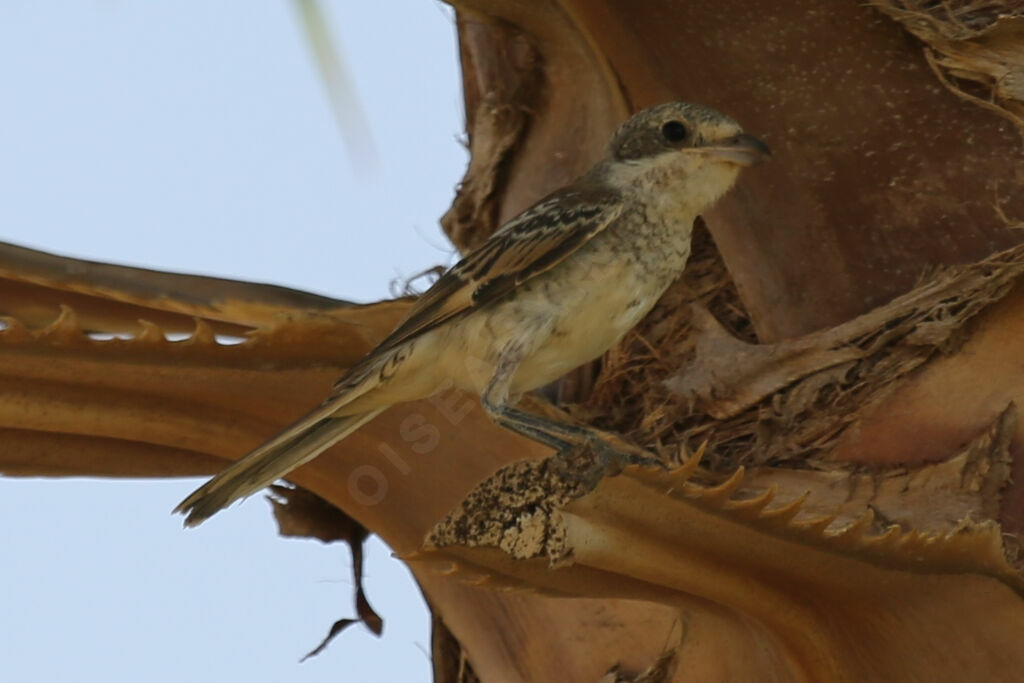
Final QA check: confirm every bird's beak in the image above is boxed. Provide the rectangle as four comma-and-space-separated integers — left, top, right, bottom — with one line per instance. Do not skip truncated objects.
698, 133, 771, 166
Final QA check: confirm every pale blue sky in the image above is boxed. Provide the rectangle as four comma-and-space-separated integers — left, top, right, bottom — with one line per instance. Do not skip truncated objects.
0, 2, 466, 681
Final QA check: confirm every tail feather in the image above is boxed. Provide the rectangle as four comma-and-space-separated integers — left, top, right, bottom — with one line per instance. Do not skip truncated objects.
174, 408, 384, 526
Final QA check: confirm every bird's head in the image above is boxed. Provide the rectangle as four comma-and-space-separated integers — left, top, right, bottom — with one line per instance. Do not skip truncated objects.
594, 101, 769, 208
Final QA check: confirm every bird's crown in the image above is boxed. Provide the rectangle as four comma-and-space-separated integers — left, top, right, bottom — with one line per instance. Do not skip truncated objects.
609, 102, 744, 161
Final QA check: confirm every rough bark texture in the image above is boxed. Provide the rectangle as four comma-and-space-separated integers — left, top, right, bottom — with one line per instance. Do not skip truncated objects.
430, 0, 1024, 679
3, 1, 1024, 682
444, 0, 1024, 341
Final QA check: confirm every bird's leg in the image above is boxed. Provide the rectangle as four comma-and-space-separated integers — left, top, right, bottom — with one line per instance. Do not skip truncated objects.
480, 341, 576, 453
481, 343, 662, 472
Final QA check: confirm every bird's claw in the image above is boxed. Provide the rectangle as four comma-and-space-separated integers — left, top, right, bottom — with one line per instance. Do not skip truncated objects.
550, 432, 665, 483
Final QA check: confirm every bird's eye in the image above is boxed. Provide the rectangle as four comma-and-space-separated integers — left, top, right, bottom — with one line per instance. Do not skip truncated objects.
661, 120, 689, 143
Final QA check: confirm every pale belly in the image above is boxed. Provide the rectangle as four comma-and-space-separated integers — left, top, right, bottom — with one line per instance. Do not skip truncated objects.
507, 270, 656, 393
350, 222, 690, 411
432, 247, 676, 396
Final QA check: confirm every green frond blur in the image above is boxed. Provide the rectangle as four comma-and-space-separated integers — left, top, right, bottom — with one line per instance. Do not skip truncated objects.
292, 0, 377, 169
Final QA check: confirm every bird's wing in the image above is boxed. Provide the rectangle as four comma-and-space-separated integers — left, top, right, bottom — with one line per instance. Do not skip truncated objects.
370, 185, 624, 356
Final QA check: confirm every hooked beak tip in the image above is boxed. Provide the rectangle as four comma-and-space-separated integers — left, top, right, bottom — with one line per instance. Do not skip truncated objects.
700, 133, 771, 166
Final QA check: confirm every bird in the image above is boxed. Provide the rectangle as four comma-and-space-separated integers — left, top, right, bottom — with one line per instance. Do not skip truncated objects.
175, 101, 770, 526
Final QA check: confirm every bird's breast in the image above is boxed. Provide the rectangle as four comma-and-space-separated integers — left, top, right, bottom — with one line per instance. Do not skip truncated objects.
426, 208, 695, 396
511, 235, 688, 392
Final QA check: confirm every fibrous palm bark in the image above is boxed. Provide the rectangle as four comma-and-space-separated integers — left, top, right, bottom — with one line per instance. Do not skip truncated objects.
2, 2, 1024, 681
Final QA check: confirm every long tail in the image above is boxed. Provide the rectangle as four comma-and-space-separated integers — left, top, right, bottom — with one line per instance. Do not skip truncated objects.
174, 407, 385, 527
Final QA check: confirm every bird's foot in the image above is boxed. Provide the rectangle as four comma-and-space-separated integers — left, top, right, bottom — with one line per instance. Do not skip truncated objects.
550, 429, 665, 484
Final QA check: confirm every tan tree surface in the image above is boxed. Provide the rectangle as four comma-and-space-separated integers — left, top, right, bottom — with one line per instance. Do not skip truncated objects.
3, 1, 1024, 681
